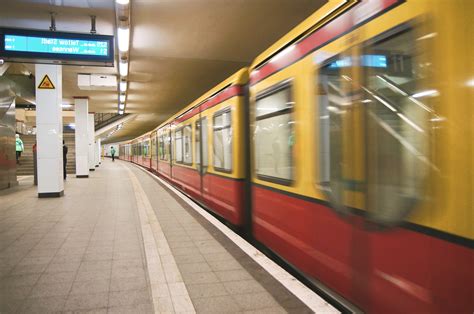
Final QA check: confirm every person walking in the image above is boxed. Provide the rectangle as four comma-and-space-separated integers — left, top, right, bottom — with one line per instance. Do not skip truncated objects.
111, 146, 116, 162
15, 134, 24, 164
63, 140, 68, 180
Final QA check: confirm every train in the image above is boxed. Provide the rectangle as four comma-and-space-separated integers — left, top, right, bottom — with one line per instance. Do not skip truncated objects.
119, 0, 473, 312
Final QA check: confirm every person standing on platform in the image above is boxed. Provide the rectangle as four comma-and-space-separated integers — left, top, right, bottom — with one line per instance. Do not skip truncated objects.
111, 146, 116, 162
15, 134, 24, 164
63, 140, 68, 180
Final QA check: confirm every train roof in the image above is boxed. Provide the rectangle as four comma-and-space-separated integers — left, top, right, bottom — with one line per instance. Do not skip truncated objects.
250, 0, 357, 72
157, 67, 249, 129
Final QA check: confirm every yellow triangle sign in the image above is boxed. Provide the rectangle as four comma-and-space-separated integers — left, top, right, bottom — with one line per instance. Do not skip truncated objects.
38, 75, 55, 89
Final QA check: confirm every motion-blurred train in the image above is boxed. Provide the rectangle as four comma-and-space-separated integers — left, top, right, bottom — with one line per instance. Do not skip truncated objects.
119, 0, 473, 312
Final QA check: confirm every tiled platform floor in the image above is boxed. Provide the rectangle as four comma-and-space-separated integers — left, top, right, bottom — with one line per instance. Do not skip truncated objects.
0, 159, 313, 313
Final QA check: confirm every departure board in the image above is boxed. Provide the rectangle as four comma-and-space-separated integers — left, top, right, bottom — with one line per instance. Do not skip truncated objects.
4, 35, 109, 56
0, 28, 114, 66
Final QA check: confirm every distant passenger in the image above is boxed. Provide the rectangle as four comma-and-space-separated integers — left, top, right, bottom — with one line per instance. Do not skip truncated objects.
111, 146, 116, 162
15, 134, 24, 165
63, 140, 68, 180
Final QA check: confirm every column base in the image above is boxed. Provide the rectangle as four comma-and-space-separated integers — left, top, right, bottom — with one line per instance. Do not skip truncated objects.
38, 190, 64, 198
76, 175, 89, 178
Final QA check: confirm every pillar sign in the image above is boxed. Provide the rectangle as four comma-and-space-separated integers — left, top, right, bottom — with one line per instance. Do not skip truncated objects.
35, 64, 64, 197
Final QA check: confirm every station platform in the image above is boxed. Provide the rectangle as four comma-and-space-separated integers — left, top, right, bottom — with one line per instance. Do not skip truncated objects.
0, 160, 335, 313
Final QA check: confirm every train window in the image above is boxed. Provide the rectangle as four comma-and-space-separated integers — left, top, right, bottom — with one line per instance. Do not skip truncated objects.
201, 118, 208, 168
158, 135, 165, 160
255, 82, 294, 185
175, 129, 183, 163
144, 140, 149, 157
153, 135, 157, 161
195, 117, 209, 172
213, 109, 232, 172
165, 130, 171, 161
195, 120, 200, 165
363, 27, 431, 224
318, 58, 347, 205
183, 125, 193, 165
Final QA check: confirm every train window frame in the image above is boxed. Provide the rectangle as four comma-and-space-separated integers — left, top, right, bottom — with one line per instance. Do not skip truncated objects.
361, 24, 431, 225
158, 134, 165, 161
254, 80, 295, 186
182, 124, 193, 165
195, 117, 209, 172
175, 127, 183, 164
165, 129, 171, 162
212, 108, 233, 173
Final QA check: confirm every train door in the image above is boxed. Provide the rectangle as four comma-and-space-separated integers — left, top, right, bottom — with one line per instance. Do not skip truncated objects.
196, 112, 210, 206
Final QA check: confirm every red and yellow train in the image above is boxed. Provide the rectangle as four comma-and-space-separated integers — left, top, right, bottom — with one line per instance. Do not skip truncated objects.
119, 0, 473, 312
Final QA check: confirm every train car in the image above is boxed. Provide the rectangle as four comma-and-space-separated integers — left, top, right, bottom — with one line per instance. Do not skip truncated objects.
119, 141, 132, 162
155, 69, 249, 226
248, 0, 472, 312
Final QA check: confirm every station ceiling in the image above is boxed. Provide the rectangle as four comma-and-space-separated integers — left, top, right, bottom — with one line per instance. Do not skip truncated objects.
0, 0, 325, 142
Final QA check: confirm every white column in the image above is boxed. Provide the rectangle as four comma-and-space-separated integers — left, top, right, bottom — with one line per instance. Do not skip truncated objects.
94, 139, 100, 168
87, 113, 95, 171
74, 97, 89, 178
97, 138, 102, 165
35, 64, 64, 197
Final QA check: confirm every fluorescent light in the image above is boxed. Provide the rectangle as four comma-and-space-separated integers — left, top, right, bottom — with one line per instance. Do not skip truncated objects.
61, 104, 72, 108
117, 27, 130, 52
120, 81, 127, 92
119, 94, 126, 102
116, 0, 129, 4
119, 110, 124, 115
412, 89, 439, 98
119, 61, 128, 77
119, 103, 125, 110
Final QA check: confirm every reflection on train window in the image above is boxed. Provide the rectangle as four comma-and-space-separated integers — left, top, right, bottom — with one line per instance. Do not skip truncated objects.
183, 125, 192, 165
165, 130, 171, 161
158, 135, 166, 160
213, 109, 232, 172
195, 121, 200, 166
255, 83, 294, 185
152, 136, 157, 161
195, 118, 209, 170
175, 129, 183, 163
143, 140, 150, 157
318, 62, 346, 201
364, 28, 431, 224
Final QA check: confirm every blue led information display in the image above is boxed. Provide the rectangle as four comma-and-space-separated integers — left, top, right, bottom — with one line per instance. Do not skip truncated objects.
4, 34, 109, 56
0, 28, 114, 66
328, 55, 387, 68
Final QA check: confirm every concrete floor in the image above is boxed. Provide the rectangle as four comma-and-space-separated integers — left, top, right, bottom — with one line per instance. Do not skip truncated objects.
0, 160, 312, 313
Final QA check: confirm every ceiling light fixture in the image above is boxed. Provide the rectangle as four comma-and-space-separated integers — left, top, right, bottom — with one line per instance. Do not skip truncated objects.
116, 0, 129, 5
120, 81, 127, 92
119, 103, 125, 110
117, 27, 130, 52
119, 94, 126, 102
119, 61, 128, 77
118, 110, 124, 115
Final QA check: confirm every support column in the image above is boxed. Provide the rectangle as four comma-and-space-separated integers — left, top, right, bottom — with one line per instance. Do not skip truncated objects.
97, 138, 101, 165
74, 97, 89, 178
88, 113, 95, 171
35, 64, 64, 198
94, 139, 100, 168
